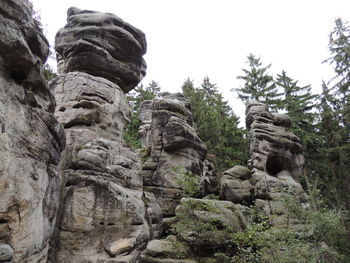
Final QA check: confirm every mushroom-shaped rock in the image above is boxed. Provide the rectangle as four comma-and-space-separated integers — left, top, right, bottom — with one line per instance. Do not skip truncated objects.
55, 7, 147, 92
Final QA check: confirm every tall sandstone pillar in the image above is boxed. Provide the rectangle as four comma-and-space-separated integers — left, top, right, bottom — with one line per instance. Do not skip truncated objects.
49, 7, 161, 263
0, 1, 65, 262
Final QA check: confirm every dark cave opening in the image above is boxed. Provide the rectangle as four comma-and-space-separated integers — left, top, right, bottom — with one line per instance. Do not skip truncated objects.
266, 155, 284, 176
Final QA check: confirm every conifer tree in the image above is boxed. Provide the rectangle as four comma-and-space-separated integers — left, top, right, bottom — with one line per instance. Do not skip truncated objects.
276, 71, 320, 151
182, 77, 248, 171
123, 81, 161, 148
235, 54, 281, 109
319, 18, 350, 209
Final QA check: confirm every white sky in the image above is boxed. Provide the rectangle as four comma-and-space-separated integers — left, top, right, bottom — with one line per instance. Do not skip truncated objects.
31, 0, 350, 124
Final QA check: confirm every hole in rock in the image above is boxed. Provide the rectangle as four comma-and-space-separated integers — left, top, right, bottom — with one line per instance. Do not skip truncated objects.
266, 155, 284, 176
0, 219, 8, 224
10, 70, 26, 84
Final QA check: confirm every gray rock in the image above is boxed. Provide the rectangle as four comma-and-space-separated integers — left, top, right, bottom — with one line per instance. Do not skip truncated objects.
50, 72, 154, 261
219, 178, 253, 203
223, 165, 251, 180
0, 244, 13, 262
0, 1, 65, 262
141, 239, 177, 258
245, 101, 308, 226
49, 7, 159, 261
140, 239, 195, 263
175, 198, 251, 248
139, 93, 207, 217
55, 7, 147, 92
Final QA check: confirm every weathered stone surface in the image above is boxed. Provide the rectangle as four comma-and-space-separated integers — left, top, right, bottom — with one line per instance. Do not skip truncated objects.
105, 238, 136, 257
0, 1, 65, 262
50, 71, 162, 262
220, 177, 253, 204
175, 198, 250, 249
141, 239, 177, 258
246, 101, 308, 226
223, 165, 251, 180
140, 239, 195, 263
55, 7, 147, 92
49, 7, 163, 262
139, 93, 207, 217
0, 244, 13, 262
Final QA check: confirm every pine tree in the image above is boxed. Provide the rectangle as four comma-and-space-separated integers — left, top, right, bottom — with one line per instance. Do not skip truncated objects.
235, 54, 281, 109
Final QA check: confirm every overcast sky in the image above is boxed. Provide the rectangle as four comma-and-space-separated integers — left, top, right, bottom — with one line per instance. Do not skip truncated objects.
31, 0, 350, 123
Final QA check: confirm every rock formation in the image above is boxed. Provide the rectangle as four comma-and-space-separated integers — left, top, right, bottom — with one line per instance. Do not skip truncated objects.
139, 93, 207, 218
0, 0, 65, 262
219, 101, 308, 226
0, 2, 315, 262
49, 7, 161, 263
246, 101, 308, 226
55, 7, 147, 93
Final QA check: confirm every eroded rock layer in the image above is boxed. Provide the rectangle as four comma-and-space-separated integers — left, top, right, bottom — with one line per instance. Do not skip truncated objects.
50, 8, 162, 263
139, 93, 207, 218
219, 101, 308, 226
55, 7, 147, 93
0, 1, 65, 262
50, 74, 162, 263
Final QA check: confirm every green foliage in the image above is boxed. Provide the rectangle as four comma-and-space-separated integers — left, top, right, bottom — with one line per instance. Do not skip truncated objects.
123, 115, 142, 149
140, 146, 151, 164
172, 198, 239, 262
43, 63, 57, 81
275, 71, 322, 191
123, 81, 161, 149
169, 239, 190, 259
235, 53, 282, 109
182, 77, 248, 172
128, 81, 161, 110
170, 188, 349, 262
317, 18, 350, 211
173, 166, 202, 198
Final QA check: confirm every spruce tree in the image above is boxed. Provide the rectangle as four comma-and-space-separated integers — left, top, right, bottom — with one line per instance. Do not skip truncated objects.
319, 18, 350, 210
276, 71, 320, 148
276, 71, 323, 192
182, 77, 248, 171
235, 54, 281, 109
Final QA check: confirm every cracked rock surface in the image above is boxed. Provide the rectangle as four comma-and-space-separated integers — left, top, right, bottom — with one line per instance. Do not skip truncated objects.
0, 1, 65, 262
55, 7, 147, 93
49, 7, 162, 263
139, 93, 207, 218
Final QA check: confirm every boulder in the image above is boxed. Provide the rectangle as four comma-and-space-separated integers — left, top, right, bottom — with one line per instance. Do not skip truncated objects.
174, 198, 251, 250
220, 177, 253, 204
222, 165, 251, 180
0, 244, 13, 262
0, 1, 65, 262
55, 7, 147, 92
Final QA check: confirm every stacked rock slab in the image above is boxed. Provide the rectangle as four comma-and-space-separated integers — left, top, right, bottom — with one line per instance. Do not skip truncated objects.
139, 93, 207, 217
246, 101, 307, 225
0, 0, 65, 262
50, 7, 162, 262
55, 7, 147, 93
